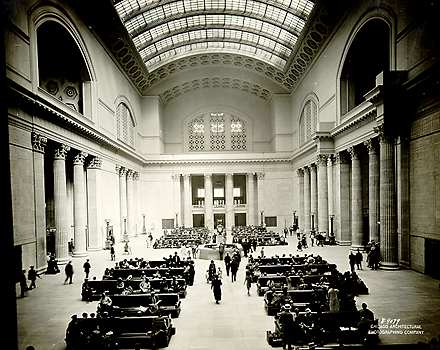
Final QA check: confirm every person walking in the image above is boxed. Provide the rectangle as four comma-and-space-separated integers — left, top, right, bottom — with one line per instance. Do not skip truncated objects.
327, 285, 340, 312
244, 270, 253, 296
64, 261, 74, 284
355, 249, 363, 270
27, 266, 41, 289
110, 244, 116, 261
211, 274, 222, 304
219, 243, 225, 261
224, 253, 231, 277
349, 251, 356, 272
83, 259, 91, 279
19, 269, 28, 298
230, 257, 239, 282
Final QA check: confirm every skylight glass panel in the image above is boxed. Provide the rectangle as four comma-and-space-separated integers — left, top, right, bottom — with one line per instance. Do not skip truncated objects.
173, 32, 190, 44
163, 1, 185, 17
265, 5, 287, 23
205, 14, 222, 25
240, 44, 257, 54
148, 23, 169, 39
243, 17, 263, 31
133, 31, 153, 48
274, 42, 292, 57
186, 15, 206, 27
245, 0, 267, 16
141, 44, 157, 58
225, 15, 243, 27
189, 30, 207, 40
284, 12, 305, 31
241, 32, 259, 45
278, 30, 297, 45
125, 15, 146, 34
205, 0, 226, 10
184, 0, 205, 11
227, 0, 246, 12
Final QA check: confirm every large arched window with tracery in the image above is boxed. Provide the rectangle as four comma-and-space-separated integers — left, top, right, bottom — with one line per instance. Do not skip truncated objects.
116, 102, 135, 147
299, 99, 317, 145
186, 112, 248, 152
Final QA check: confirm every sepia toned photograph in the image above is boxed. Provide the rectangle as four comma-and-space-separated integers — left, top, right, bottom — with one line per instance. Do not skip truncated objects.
1, 0, 439, 349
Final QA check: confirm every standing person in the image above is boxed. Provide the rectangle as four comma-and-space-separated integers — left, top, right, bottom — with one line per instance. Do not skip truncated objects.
260, 246, 265, 258
188, 261, 195, 286
349, 251, 356, 272
110, 244, 115, 261
64, 261, 74, 284
310, 231, 315, 247
327, 285, 340, 312
83, 259, 91, 279
277, 304, 295, 350
355, 249, 363, 270
191, 244, 197, 259
219, 243, 225, 261
211, 274, 222, 304
244, 270, 253, 296
19, 269, 28, 298
252, 239, 258, 253
224, 253, 231, 277
27, 266, 41, 289
230, 257, 239, 282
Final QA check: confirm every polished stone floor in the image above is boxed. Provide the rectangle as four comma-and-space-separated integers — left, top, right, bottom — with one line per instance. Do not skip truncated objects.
16, 235, 440, 350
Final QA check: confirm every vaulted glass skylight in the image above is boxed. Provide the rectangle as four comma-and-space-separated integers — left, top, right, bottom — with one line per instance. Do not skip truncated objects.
113, 0, 314, 71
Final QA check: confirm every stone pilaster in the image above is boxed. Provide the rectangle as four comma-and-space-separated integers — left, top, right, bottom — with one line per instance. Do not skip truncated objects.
247, 173, 256, 226
296, 169, 304, 232
86, 156, 102, 251
172, 174, 182, 227
303, 167, 311, 233
256, 172, 265, 226
348, 146, 363, 250
365, 138, 380, 243
53, 143, 70, 263
327, 156, 334, 235
117, 165, 127, 241
126, 169, 135, 237
375, 126, 399, 269
183, 174, 192, 227
31, 132, 48, 270
335, 152, 351, 245
317, 155, 329, 236
133, 172, 139, 236
310, 164, 318, 230
72, 151, 88, 257
225, 173, 234, 231
204, 174, 214, 230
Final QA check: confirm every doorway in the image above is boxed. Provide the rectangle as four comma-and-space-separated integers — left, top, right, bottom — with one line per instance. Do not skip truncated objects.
214, 214, 225, 228
234, 213, 246, 227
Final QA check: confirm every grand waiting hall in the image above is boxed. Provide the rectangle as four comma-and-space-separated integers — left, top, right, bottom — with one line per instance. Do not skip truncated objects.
2, 0, 440, 349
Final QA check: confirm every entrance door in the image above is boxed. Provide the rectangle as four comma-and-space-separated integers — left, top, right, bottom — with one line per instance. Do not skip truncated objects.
234, 213, 246, 227
193, 214, 205, 228
425, 238, 440, 279
214, 214, 225, 228
14, 245, 22, 283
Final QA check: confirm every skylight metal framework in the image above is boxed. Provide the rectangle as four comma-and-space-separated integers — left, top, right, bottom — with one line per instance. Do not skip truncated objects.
113, 0, 314, 71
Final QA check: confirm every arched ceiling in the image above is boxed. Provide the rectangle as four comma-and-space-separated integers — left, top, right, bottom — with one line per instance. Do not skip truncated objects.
113, 0, 315, 72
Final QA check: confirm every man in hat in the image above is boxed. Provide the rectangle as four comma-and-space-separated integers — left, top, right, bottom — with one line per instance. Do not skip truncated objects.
27, 265, 41, 289
277, 304, 295, 350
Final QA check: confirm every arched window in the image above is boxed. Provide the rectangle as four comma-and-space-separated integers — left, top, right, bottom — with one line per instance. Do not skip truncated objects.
116, 103, 135, 147
186, 113, 248, 152
299, 99, 317, 145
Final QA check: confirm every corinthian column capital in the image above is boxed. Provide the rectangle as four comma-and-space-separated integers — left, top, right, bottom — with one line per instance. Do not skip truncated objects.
54, 144, 70, 160
87, 157, 102, 169
316, 154, 328, 166
73, 151, 88, 165
126, 169, 134, 180
116, 166, 126, 177
364, 138, 379, 154
296, 169, 304, 177
347, 146, 360, 161
31, 132, 47, 153
327, 155, 334, 167
335, 152, 348, 164
256, 172, 265, 180
133, 172, 140, 181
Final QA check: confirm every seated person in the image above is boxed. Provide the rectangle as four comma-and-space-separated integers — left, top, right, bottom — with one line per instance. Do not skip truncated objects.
264, 287, 275, 305
139, 276, 151, 293
358, 303, 375, 341
81, 279, 91, 301
170, 277, 179, 292
297, 278, 310, 290
115, 278, 125, 294
97, 292, 113, 316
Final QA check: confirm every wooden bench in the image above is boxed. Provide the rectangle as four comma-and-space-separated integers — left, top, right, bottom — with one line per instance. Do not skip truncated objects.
257, 275, 288, 296
156, 293, 181, 318
264, 289, 327, 315
111, 267, 185, 279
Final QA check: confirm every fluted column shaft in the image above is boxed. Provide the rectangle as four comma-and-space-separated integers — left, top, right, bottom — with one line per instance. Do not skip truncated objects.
183, 174, 192, 227
53, 144, 70, 262
32, 133, 48, 270
378, 130, 399, 269
297, 169, 304, 232
204, 174, 214, 230
317, 155, 329, 235
172, 174, 182, 227
126, 170, 135, 236
225, 173, 234, 231
303, 167, 311, 233
365, 139, 380, 243
86, 157, 102, 250
256, 172, 265, 226
133, 172, 139, 236
349, 147, 363, 249
117, 166, 127, 240
73, 151, 88, 256
247, 173, 255, 226
310, 165, 318, 230
335, 152, 351, 244
327, 156, 334, 236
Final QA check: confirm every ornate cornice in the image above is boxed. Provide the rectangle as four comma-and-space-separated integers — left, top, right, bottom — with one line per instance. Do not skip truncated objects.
73, 151, 88, 165
54, 144, 70, 160
87, 156, 103, 169
331, 103, 377, 138
31, 132, 47, 153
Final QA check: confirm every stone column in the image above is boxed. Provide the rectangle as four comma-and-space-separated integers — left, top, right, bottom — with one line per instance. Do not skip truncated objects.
126, 169, 135, 237
256, 172, 265, 226
172, 174, 182, 227
204, 174, 214, 230
247, 173, 255, 226
296, 169, 304, 232
72, 151, 88, 257
317, 155, 329, 235
327, 156, 334, 236
376, 126, 399, 269
365, 138, 380, 243
31, 132, 48, 270
183, 174, 192, 227
53, 143, 70, 262
117, 166, 127, 241
86, 156, 102, 251
348, 146, 363, 250
310, 164, 318, 230
133, 172, 139, 236
303, 167, 311, 233
335, 152, 351, 245
225, 173, 234, 231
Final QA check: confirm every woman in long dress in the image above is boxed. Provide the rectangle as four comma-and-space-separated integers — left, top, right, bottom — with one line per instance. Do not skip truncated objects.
211, 274, 222, 304
327, 285, 340, 312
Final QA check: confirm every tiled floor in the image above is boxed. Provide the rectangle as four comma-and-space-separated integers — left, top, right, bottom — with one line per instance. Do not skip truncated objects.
17, 235, 440, 350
